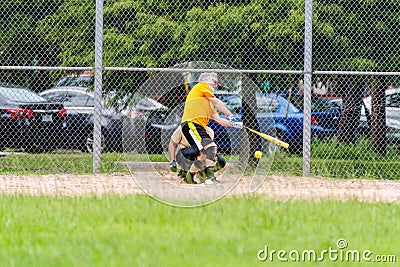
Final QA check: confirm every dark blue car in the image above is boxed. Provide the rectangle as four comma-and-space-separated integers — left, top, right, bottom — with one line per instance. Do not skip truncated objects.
209, 92, 341, 153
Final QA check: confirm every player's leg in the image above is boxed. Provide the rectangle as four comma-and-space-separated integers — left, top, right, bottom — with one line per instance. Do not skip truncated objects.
181, 122, 215, 184
176, 147, 199, 184
202, 141, 221, 185
180, 122, 222, 185
175, 149, 189, 179
214, 154, 226, 172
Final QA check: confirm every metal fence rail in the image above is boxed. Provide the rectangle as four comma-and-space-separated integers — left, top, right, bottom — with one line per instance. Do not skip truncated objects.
0, 0, 399, 179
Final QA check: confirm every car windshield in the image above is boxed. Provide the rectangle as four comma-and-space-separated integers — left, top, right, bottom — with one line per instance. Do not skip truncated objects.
256, 95, 279, 112
55, 76, 93, 87
290, 95, 335, 112
386, 93, 400, 108
0, 87, 46, 103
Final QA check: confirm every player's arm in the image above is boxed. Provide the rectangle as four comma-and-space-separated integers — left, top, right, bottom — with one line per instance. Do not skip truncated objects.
168, 138, 177, 161
211, 113, 232, 126
168, 127, 182, 172
208, 97, 232, 117
168, 139, 178, 172
209, 97, 243, 129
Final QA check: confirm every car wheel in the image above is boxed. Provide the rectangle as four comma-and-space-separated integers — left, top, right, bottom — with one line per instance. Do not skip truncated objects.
144, 125, 163, 154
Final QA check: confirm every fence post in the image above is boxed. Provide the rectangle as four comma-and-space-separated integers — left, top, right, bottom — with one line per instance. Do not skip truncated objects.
93, 0, 104, 173
303, 0, 313, 176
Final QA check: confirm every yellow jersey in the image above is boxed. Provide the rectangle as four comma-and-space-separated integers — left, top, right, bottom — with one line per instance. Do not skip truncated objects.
181, 82, 217, 128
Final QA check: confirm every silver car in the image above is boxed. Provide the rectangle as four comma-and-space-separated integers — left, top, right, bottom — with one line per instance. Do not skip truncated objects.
360, 88, 400, 141
39, 86, 166, 152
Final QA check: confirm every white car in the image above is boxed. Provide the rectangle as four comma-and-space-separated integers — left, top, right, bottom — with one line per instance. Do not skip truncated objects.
358, 88, 400, 144
361, 88, 400, 130
327, 91, 400, 142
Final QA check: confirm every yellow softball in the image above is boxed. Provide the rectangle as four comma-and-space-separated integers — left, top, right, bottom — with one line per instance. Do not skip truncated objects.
254, 151, 263, 159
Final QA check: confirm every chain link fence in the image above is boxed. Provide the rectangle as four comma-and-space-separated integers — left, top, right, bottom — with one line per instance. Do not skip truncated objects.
1, 0, 400, 179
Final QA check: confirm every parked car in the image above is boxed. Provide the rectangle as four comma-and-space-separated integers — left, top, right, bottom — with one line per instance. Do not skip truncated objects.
326, 97, 343, 112
359, 88, 400, 141
141, 85, 188, 154
152, 91, 340, 154
222, 92, 341, 153
39, 86, 166, 152
0, 83, 67, 152
55, 71, 93, 87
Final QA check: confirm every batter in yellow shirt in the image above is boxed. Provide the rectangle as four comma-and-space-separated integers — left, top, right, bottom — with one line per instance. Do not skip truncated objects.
181, 82, 217, 129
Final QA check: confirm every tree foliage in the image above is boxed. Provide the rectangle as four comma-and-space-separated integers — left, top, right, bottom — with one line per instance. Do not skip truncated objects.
2, 0, 400, 91
0, 1, 398, 72
1, 0, 398, 154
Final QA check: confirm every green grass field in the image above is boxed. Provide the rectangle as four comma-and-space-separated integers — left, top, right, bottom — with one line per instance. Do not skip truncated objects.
1, 146, 400, 179
0, 142, 399, 266
0, 195, 398, 267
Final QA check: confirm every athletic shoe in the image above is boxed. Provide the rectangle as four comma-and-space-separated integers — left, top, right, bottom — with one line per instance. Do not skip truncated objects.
204, 178, 221, 185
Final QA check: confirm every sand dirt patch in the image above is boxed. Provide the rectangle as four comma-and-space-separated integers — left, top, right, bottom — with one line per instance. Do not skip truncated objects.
0, 169, 399, 204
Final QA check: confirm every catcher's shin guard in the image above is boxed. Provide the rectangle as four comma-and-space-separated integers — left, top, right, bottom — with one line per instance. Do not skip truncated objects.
205, 146, 217, 162
193, 159, 206, 170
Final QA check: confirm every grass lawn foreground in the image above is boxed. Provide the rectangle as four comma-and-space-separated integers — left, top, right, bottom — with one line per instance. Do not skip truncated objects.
0, 195, 398, 267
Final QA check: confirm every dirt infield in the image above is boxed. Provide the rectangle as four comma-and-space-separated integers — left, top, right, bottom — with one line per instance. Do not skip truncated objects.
0, 170, 399, 203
